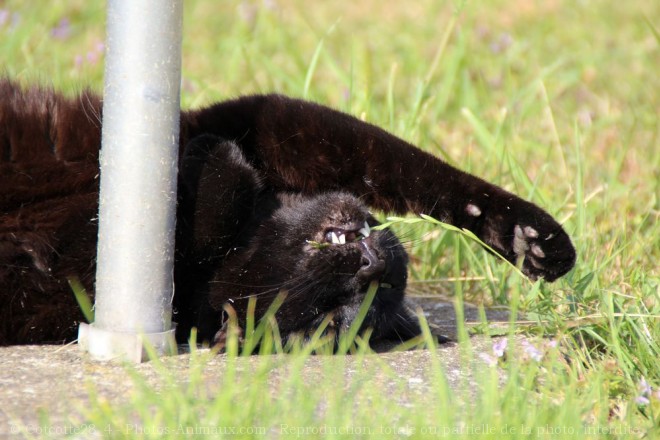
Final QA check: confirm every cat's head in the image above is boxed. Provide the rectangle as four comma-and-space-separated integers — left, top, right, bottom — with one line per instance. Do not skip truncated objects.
212, 192, 408, 335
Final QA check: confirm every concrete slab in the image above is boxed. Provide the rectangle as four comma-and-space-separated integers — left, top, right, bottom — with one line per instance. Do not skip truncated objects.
0, 297, 516, 438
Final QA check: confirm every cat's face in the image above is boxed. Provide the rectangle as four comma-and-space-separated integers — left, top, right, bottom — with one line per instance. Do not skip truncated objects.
211, 192, 408, 335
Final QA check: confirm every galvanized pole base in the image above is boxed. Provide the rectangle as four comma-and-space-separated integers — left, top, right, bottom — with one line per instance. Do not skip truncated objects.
78, 0, 183, 362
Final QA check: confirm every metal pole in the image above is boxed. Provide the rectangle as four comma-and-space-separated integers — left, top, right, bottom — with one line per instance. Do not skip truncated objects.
78, 0, 182, 362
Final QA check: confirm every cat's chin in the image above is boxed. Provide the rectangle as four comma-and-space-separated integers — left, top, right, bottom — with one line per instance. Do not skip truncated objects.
355, 281, 401, 295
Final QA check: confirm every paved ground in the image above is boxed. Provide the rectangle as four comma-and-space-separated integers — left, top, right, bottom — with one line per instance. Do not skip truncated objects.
0, 296, 514, 439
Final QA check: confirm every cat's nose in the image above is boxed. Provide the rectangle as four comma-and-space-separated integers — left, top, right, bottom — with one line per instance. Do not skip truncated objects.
357, 240, 386, 282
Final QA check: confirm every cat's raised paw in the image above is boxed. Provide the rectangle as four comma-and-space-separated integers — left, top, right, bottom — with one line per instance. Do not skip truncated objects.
511, 224, 575, 282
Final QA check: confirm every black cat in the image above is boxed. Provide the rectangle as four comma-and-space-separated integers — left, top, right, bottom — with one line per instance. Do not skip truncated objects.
0, 80, 576, 345
175, 136, 418, 344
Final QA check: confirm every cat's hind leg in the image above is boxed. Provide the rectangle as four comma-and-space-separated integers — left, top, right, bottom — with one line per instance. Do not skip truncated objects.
174, 135, 263, 342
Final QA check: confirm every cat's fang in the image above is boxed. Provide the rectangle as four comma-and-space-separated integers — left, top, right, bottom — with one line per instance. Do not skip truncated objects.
358, 221, 371, 238
338, 233, 346, 244
331, 231, 341, 244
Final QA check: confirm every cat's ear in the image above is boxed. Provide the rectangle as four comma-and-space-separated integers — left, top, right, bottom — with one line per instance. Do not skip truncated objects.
177, 135, 261, 259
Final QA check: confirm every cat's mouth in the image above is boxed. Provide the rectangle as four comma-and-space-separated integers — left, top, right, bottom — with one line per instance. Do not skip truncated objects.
324, 221, 371, 245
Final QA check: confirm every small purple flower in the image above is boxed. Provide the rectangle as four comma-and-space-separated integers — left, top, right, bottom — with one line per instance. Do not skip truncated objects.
521, 339, 543, 362
50, 17, 71, 40
490, 33, 514, 54
0, 9, 10, 27
74, 40, 105, 69
479, 352, 498, 367
492, 338, 508, 358
0, 9, 20, 30
86, 50, 101, 64
634, 377, 654, 405
263, 0, 278, 10
638, 377, 652, 395
238, 2, 257, 25
342, 88, 351, 102
181, 77, 197, 94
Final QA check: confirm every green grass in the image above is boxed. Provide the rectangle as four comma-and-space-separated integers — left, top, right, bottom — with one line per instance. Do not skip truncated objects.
3, 0, 660, 438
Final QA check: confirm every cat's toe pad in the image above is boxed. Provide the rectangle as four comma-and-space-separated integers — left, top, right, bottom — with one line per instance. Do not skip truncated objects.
466, 203, 482, 217
513, 225, 544, 257
513, 225, 548, 278
511, 224, 574, 281
513, 225, 531, 255
530, 243, 545, 258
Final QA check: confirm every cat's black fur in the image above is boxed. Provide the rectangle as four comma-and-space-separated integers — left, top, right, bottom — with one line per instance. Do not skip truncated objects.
175, 136, 418, 343
0, 80, 576, 345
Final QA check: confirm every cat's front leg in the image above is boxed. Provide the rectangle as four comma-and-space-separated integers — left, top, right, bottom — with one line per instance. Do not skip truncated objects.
190, 95, 576, 281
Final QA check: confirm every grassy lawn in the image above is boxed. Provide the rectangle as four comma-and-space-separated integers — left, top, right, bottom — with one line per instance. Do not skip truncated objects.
2, 0, 659, 438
